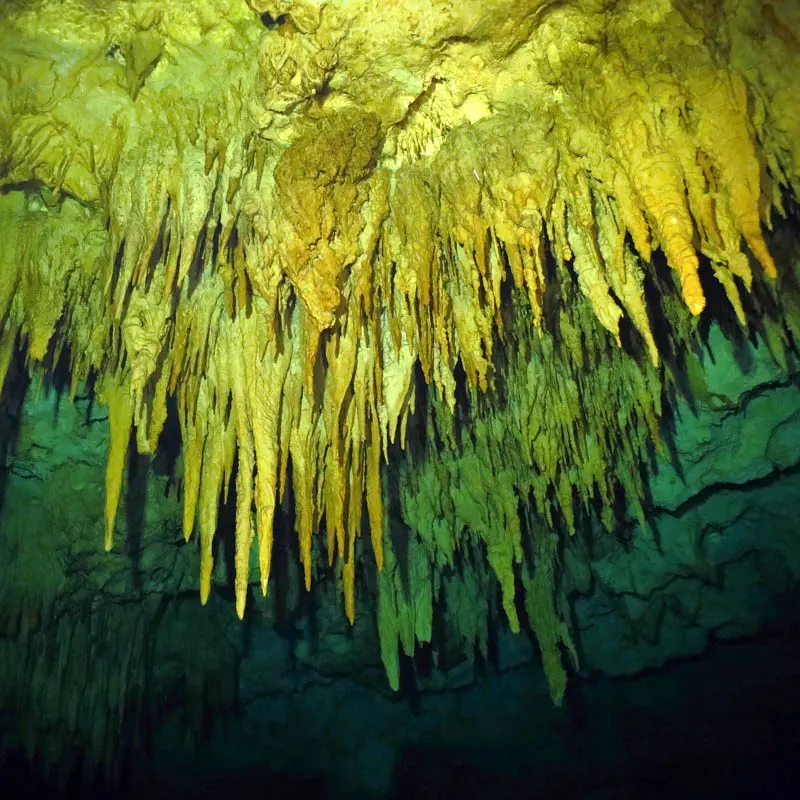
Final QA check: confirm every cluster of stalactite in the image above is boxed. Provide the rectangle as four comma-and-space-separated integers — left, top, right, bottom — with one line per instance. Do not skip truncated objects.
0, 602, 147, 785
377, 263, 800, 701
0, 446, 240, 785
1, 0, 800, 697
0, 563, 239, 786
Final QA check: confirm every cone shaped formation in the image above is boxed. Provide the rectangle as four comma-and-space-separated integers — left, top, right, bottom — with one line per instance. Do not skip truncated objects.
1, 0, 799, 696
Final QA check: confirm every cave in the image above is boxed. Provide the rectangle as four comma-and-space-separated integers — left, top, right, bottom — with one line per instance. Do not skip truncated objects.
1, 1, 799, 797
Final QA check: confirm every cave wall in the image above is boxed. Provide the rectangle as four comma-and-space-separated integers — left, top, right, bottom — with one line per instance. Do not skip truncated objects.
570, 323, 800, 675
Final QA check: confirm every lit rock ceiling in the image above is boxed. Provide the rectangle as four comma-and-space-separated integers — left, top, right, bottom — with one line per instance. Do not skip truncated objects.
1, 0, 799, 699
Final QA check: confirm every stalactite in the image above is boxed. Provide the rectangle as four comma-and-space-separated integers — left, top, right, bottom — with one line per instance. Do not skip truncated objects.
0, 0, 798, 705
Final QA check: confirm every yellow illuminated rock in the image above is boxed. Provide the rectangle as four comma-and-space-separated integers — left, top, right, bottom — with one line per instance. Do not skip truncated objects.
0, 0, 798, 700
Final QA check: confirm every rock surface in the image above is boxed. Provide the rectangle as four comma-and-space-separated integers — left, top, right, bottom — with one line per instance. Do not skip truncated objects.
0, 320, 798, 796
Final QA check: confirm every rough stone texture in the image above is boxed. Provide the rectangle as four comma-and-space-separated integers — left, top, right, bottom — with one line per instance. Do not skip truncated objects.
571, 328, 800, 676
648, 325, 800, 509
0, 381, 240, 783
1, 318, 799, 796
3, 0, 799, 646
1, 1, 800, 795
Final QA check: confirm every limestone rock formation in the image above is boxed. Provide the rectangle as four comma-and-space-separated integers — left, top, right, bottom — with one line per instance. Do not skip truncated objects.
1, 0, 800, 790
